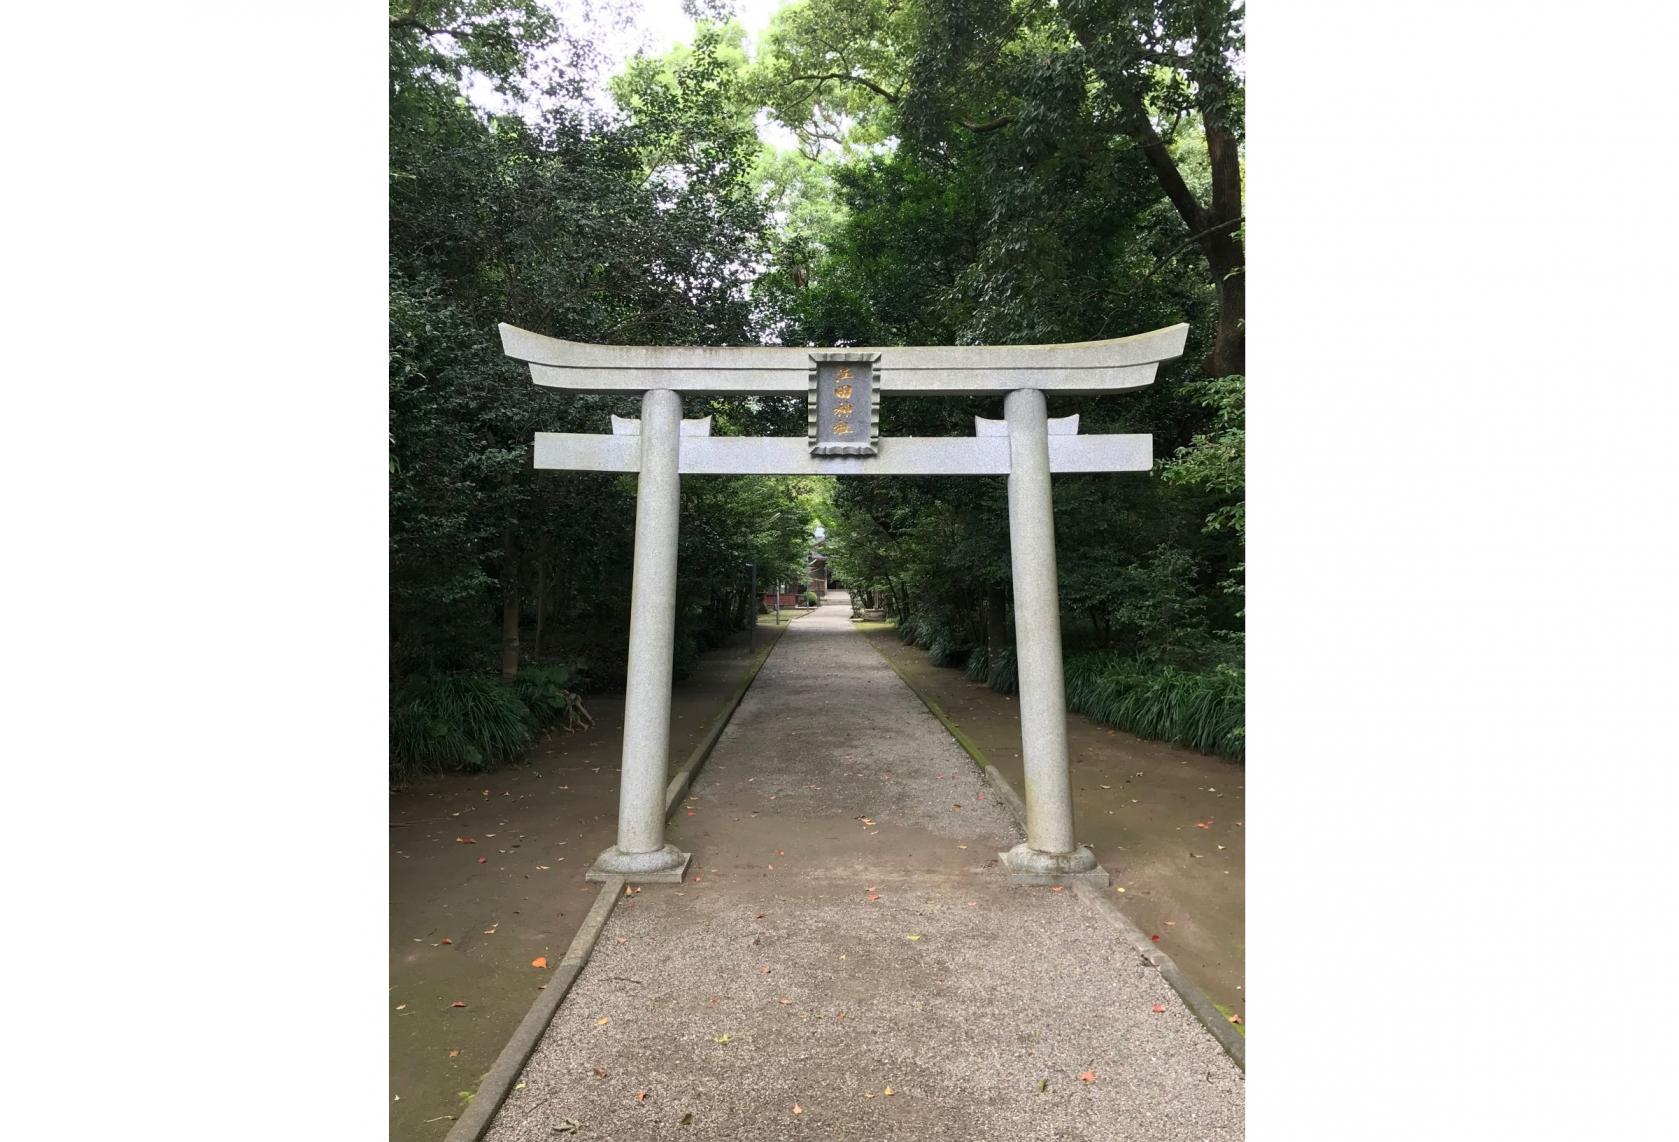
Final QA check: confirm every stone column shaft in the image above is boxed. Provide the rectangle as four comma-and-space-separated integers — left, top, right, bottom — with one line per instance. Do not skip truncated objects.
587, 388, 689, 881
1000, 388, 1104, 883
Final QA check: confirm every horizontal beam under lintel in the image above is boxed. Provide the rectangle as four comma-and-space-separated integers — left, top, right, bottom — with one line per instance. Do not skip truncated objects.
532, 434, 1152, 476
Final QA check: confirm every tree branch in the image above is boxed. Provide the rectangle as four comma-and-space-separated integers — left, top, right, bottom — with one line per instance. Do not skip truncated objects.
1149, 215, 1244, 276
1130, 110, 1207, 233
390, 16, 468, 39
785, 72, 901, 104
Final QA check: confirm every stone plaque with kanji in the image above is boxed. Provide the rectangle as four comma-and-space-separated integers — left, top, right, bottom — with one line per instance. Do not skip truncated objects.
807, 351, 880, 456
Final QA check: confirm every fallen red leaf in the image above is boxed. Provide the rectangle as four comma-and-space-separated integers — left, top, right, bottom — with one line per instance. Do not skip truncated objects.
531, 956, 548, 969
635, 1091, 649, 1103
450, 1001, 466, 1008
456, 837, 477, 844
478, 857, 488, 864
594, 1067, 608, 1078
440, 938, 453, 945
1150, 934, 1161, 942
1079, 1070, 1095, 1083
1151, 1004, 1166, 1013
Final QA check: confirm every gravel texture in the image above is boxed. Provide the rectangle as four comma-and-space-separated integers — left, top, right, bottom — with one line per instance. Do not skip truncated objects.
484, 601, 1243, 1141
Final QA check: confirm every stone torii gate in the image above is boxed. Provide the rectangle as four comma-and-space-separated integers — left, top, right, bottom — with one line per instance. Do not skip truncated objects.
501, 322, 1189, 886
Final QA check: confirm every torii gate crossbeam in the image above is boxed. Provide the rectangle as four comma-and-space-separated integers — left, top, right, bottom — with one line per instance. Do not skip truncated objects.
502, 322, 1189, 886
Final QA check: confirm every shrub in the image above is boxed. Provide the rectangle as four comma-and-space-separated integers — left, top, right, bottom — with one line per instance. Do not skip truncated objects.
1063, 652, 1244, 761
509, 663, 592, 734
927, 629, 972, 668
803, 590, 818, 606
964, 645, 989, 681
672, 633, 700, 681
390, 673, 536, 778
390, 666, 592, 780
986, 646, 1018, 695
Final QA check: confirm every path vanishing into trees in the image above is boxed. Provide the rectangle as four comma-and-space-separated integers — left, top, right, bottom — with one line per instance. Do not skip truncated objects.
482, 599, 1242, 1141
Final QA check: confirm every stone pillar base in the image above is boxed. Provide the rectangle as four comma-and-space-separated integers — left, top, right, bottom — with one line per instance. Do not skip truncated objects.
999, 841, 1110, 886
585, 844, 691, 884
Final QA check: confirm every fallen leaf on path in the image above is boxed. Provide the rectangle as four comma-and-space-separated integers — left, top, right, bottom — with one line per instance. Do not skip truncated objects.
536, 865, 551, 870
1051, 886, 1064, 894
448, 1049, 460, 1058
477, 857, 487, 864
616, 937, 628, 945
791, 1105, 803, 1115
595, 1016, 610, 1026
531, 957, 548, 969
456, 837, 477, 844
1079, 1071, 1095, 1083
867, 893, 880, 901
1228, 1013, 1243, 1025
1150, 933, 1160, 941
450, 1001, 466, 1008
594, 1067, 608, 1078
484, 923, 498, 934
1195, 820, 1213, 829
440, 938, 453, 944
883, 1086, 895, 1096
905, 934, 922, 941
714, 1033, 732, 1044
1151, 1004, 1166, 1013
680, 1112, 694, 1125
635, 1090, 649, 1103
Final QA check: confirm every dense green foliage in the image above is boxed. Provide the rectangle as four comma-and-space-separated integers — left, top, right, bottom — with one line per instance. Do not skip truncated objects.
388, 1, 1245, 774
1064, 653, 1244, 760
389, 8, 817, 775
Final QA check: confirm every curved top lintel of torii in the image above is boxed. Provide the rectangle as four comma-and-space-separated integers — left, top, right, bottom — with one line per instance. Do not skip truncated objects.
498, 322, 1189, 397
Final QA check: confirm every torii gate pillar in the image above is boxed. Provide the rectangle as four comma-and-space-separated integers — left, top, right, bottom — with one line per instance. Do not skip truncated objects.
501, 322, 1189, 885
591, 388, 690, 880
999, 387, 1097, 879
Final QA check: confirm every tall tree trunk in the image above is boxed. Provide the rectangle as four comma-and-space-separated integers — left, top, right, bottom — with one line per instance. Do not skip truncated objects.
1199, 119, 1245, 377
500, 529, 520, 678
533, 545, 546, 662
985, 585, 1009, 662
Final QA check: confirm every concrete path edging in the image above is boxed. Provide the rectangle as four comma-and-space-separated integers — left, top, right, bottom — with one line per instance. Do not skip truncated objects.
862, 629, 1246, 1071
663, 635, 783, 814
448, 630, 791, 1142
442, 875, 626, 1142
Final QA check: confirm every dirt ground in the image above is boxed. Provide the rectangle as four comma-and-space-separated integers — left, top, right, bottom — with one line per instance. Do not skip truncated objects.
859, 624, 1245, 1026
485, 601, 1240, 1142
389, 619, 793, 1142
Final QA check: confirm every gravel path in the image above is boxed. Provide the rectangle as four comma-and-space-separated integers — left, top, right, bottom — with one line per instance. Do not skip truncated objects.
484, 601, 1243, 1141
